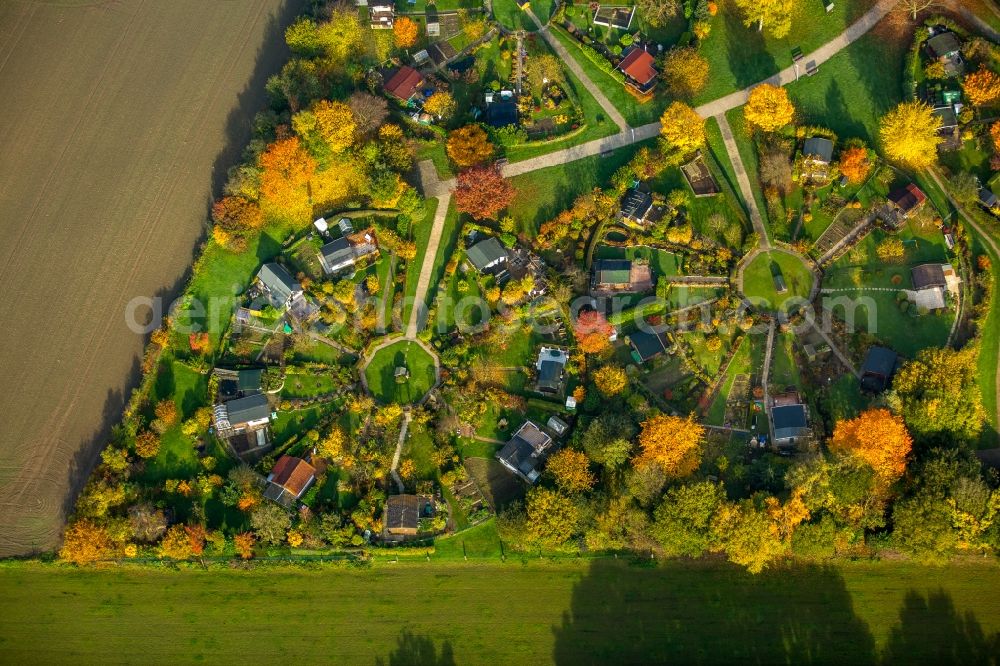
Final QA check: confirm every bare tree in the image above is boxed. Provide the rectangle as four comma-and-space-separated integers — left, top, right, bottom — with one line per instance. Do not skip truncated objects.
347, 92, 389, 135
896, 0, 938, 20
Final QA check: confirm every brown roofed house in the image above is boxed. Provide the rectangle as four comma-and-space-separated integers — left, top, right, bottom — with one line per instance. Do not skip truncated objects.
617, 46, 658, 93
886, 184, 927, 228
384, 66, 425, 103
264, 455, 316, 507
384, 494, 434, 537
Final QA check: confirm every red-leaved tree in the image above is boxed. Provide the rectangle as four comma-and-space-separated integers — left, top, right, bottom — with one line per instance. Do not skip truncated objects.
574, 310, 613, 354
453, 164, 515, 220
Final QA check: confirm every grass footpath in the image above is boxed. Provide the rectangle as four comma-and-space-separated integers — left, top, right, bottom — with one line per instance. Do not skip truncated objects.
2, 559, 1000, 663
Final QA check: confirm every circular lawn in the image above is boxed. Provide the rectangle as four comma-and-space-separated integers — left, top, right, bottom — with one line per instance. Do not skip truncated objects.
741, 251, 815, 314
364, 340, 437, 404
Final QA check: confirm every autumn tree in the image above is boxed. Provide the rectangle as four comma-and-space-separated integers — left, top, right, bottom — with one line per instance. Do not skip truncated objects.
636, 0, 681, 27
633, 414, 705, 477
285, 16, 322, 56
159, 524, 195, 559
393, 16, 419, 48
293, 100, 357, 155
424, 91, 457, 121
348, 92, 389, 135
453, 164, 515, 220
317, 425, 349, 462
573, 309, 614, 354
875, 236, 905, 262
446, 125, 495, 167
135, 430, 161, 459
128, 503, 168, 543
963, 66, 1000, 107
525, 487, 580, 549
315, 8, 366, 70
892, 346, 986, 443
234, 532, 256, 559
528, 54, 566, 93
838, 144, 872, 184
211, 196, 264, 236
593, 365, 628, 396
259, 137, 316, 222
711, 500, 789, 574
879, 101, 941, 169
830, 408, 912, 482
546, 449, 596, 493
662, 48, 709, 99
733, 0, 797, 38
154, 399, 178, 426
659, 101, 706, 157
744, 84, 795, 133
59, 520, 116, 565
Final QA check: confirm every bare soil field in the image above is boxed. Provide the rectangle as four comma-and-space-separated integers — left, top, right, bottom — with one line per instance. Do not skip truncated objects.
0, 0, 304, 556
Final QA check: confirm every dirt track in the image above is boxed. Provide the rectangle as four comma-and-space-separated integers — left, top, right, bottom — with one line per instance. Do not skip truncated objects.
0, 0, 303, 556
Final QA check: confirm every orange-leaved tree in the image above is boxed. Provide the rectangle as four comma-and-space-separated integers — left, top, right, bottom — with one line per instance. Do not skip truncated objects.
633, 414, 705, 477
59, 519, 116, 565
744, 84, 795, 133
546, 448, 596, 493
446, 124, 495, 168
453, 164, 515, 220
963, 66, 1000, 107
259, 136, 316, 223
234, 532, 256, 559
829, 408, 912, 482
574, 310, 613, 354
838, 145, 871, 184
393, 16, 419, 49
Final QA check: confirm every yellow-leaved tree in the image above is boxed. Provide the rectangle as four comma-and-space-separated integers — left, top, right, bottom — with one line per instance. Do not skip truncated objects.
662, 47, 709, 99
744, 84, 795, 133
659, 101, 706, 156
829, 408, 912, 483
879, 101, 941, 169
546, 449, 596, 493
633, 414, 705, 477
446, 124, 495, 167
733, 0, 797, 38
593, 365, 628, 396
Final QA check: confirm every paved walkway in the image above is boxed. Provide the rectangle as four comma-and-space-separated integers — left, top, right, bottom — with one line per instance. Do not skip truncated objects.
526, 8, 628, 131
716, 113, 769, 248
406, 192, 451, 337
928, 167, 1000, 429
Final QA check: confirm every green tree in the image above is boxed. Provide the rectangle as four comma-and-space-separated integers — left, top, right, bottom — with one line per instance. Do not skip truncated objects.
652, 481, 725, 557
581, 413, 635, 469
525, 487, 580, 549
250, 503, 291, 545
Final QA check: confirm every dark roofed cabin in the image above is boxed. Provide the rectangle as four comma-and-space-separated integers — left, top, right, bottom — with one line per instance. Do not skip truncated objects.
384, 494, 434, 536
629, 330, 667, 363
771, 404, 808, 445
620, 188, 653, 225
911, 263, 947, 291
256, 263, 303, 309
860, 345, 898, 393
466, 236, 508, 273
318, 236, 356, 275
496, 421, 555, 483
485, 99, 519, 128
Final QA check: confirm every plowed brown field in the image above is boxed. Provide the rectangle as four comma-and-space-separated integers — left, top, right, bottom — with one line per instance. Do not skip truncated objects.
0, 0, 303, 556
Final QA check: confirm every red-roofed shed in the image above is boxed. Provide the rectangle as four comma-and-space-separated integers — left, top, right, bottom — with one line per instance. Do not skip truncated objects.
618, 47, 658, 92
384, 66, 424, 102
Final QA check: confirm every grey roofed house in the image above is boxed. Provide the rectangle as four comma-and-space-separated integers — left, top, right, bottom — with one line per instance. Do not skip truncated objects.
384, 494, 433, 535
496, 420, 555, 483
911, 263, 947, 290
927, 31, 961, 60
860, 345, 898, 392
620, 188, 653, 223
535, 346, 569, 394
629, 330, 667, 363
319, 236, 357, 275
771, 404, 808, 443
256, 262, 302, 308
802, 137, 834, 164
485, 98, 519, 128
225, 393, 271, 426
466, 236, 508, 272
979, 187, 998, 210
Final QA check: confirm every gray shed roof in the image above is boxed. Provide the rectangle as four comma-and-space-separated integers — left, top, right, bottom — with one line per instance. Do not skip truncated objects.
803, 137, 834, 164
911, 264, 947, 290
927, 32, 961, 59
621, 188, 653, 221
629, 330, 667, 362
772, 404, 808, 441
320, 237, 356, 271
225, 394, 271, 425
466, 237, 507, 271
257, 263, 300, 303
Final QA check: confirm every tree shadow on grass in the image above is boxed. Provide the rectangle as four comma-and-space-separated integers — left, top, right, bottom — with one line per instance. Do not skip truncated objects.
723, 7, 778, 91
822, 80, 868, 144
375, 629, 456, 666
552, 560, 878, 664
882, 589, 1000, 664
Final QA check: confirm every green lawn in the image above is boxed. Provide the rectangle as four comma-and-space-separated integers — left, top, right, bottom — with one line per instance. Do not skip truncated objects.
364, 340, 437, 404
784, 17, 907, 146
969, 228, 1000, 445
724, 107, 771, 229
742, 251, 814, 313
4, 561, 1000, 662
770, 331, 801, 391
493, 0, 539, 31
705, 334, 752, 426
693, 0, 872, 106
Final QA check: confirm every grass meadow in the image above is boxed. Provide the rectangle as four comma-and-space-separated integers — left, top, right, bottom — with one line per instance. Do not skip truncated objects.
2, 558, 1000, 663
